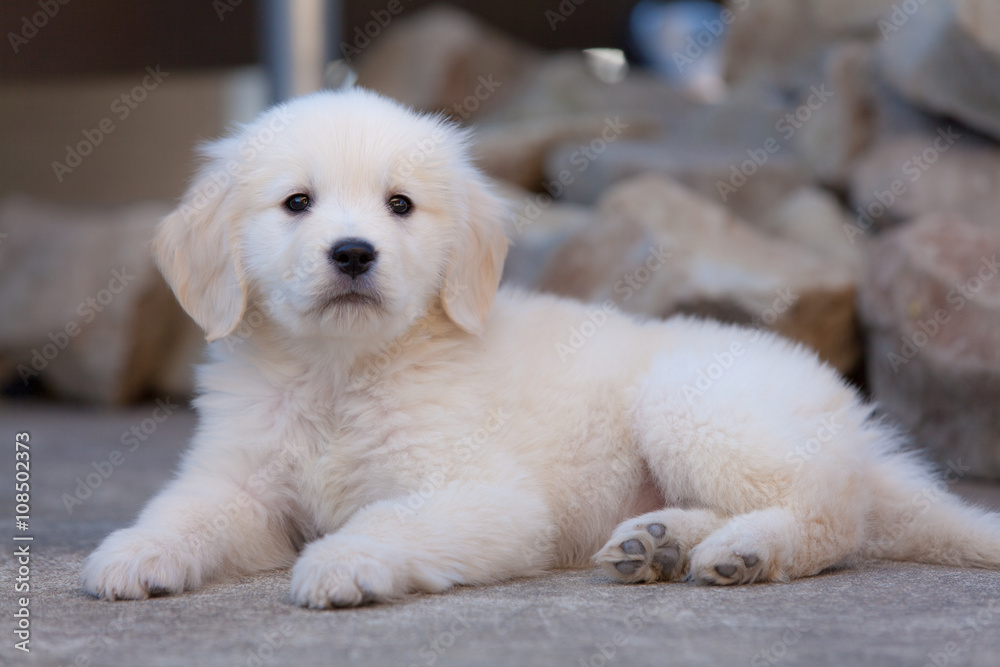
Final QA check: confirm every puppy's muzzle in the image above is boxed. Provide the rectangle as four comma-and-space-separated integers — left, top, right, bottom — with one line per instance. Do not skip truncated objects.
330, 239, 377, 279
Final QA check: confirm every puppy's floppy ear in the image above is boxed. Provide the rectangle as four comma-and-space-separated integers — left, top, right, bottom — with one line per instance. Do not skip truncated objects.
442, 172, 510, 336
151, 136, 247, 342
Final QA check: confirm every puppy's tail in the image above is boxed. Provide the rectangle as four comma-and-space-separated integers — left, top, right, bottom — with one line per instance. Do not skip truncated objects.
863, 444, 1000, 569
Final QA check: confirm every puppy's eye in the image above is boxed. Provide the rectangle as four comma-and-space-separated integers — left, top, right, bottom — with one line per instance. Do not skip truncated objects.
285, 194, 310, 213
388, 195, 412, 216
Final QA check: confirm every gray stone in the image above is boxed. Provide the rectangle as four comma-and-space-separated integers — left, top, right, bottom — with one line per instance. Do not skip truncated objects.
958, 0, 1000, 56
533, 78, 817, 221
722, 0, 896, 87
793, 42, 878, 188
354, 5, 539, 121
722, 0, 823, 87
476, 53, 692, 129
468, 53, 686, 193
849, 132, 1000, 234
537, 175, 859, 373
472, 112, 659, 191
544, 140, 811, 227
878, 0, 1000, 142
496, 182, 598, 291
806, 0, 901, 33
0, 197, 200, 403
870, 79, 950, 139
477, 54, 807, 210
859, 213, 1000, 479
759, 187, 865, 275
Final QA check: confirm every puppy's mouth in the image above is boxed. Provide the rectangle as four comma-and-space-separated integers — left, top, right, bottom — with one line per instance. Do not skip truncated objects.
312, 289, 385, 313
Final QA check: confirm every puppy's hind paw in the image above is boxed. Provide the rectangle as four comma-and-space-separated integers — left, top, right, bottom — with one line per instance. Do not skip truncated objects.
690, 546, 768, 585
594, 522, 685, 584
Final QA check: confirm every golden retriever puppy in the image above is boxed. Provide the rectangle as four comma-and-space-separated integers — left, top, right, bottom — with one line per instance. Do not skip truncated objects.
82, 89, 1000, 607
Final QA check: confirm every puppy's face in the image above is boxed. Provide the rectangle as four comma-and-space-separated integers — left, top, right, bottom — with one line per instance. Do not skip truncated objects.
153, 90, 508, 345
235, 96, 469, 340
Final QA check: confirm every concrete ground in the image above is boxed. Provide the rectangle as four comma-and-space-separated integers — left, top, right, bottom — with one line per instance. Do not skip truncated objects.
2, 401, 1000, 667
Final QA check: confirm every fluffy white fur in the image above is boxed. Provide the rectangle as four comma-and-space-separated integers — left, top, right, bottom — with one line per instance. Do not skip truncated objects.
82, 89, 1000, 607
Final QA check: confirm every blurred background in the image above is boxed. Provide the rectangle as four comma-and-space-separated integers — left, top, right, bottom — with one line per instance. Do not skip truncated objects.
1, 0, 999, 479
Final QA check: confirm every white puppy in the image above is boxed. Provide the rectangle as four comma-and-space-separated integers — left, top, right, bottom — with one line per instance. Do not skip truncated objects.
83, 89, 1000, 607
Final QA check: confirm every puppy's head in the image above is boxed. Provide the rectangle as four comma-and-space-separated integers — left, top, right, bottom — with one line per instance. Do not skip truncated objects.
153, 89, 508, 345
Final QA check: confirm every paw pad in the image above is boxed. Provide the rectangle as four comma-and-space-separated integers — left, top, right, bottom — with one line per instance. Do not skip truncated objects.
596, 522, 688, 584
614, 560, 643, 575
698, 552, 764, 585
714, 564, 737, 578
652, 545, 680, 573
620, 539, 646, 556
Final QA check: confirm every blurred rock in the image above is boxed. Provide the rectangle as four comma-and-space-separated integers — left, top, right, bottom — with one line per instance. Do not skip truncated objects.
496, 182, 597, 291
476, 53, 692, 128
533, 76, 818, 220
878, 0, 1000, 142
849, 132, 1000, 233
474, 53, 808, 206
760, 187, 864, 274
722, 0, 895, 87
473, 112, 659, 191
958, 0, 1000, 56
468, 54, 679, 193
794, 42, 877, 188
544, 140, 810, 224
537, 175, 859, 372
0, 197, 200, 404
870, 80, 949, 139
722, 0, 818, 86
353, 5, 539, 121
808, 0, 899, 33
859, 213, 1000, 479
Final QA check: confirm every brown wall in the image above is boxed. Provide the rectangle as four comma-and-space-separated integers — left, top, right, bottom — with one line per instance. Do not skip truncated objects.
1, 0, 260, 80
1, 0, 641, 81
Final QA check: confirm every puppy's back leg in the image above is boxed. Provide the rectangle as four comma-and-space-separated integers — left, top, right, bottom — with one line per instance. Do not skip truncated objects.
598, 501, 867, 585
688, 504, 864, 584
864, 447, 1000, 569
609, 340, 873, 584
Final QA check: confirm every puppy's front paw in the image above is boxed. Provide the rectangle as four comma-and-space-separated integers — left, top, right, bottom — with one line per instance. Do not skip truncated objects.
82, 528, 202, 601
291, 536, 406, 608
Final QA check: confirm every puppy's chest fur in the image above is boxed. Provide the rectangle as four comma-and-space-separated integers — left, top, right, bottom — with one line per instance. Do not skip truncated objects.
274, 362, 493, 536
218, 321, 648, 551
281, 392, 413, 534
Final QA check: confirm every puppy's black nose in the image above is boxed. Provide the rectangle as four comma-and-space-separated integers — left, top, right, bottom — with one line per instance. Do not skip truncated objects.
330, 239, 376, 278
